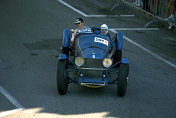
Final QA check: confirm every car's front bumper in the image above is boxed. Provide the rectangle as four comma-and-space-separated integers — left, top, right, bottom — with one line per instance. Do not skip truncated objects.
78, 77, 108, 88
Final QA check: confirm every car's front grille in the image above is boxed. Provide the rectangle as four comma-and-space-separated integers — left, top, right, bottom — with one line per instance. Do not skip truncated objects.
83, 59, 103, 68
82, 70, 103, 78
81, 59, 104, 78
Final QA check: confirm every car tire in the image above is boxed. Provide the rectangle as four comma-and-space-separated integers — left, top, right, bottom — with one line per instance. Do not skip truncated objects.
57, 60, 68, 95
117, 63, 129, 97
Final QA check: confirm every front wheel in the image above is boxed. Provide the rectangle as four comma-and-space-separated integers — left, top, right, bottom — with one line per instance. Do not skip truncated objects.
57, 60, 68, 95
117, 63, 129, 96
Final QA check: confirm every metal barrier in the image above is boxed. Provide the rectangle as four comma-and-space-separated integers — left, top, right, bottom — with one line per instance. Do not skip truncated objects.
111, 0, 176, 29
111, 0, 123, 11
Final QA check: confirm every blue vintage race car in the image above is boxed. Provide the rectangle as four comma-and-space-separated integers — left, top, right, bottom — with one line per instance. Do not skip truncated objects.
57, 27, 129, 96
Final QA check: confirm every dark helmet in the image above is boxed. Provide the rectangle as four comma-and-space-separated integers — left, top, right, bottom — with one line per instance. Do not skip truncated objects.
75, 18, 84, 24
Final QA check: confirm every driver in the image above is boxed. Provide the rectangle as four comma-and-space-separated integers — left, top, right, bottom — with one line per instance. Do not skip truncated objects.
70, 18, 84, 46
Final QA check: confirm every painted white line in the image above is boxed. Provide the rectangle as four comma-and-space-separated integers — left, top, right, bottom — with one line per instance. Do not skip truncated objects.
110, 29, 176, 69
165, 37, 176, 41
87, 15, 135, 18
0, 108, 23, 117
57, 0, 87, 17
110, 28, 159, 31
0, 85, 25, 109
119, 15, 135, 17
57, 0, 135, 18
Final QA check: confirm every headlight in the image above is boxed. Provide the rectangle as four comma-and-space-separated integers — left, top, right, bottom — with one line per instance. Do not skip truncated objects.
103, 58, 112, 68
75, 57, 84, 67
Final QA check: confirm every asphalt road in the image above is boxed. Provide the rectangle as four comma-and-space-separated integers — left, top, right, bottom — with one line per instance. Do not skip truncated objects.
0, 0, 176, 118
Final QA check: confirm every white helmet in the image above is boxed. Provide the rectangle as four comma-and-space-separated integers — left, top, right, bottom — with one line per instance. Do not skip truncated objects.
100, 24, 108, 34
101, 24, 108, 30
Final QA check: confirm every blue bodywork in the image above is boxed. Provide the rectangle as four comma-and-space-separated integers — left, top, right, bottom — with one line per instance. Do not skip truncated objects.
59, 28, 129, 87
75, 33, 110, 59
62, 29, 70, 48
116, 32, 123, 51
122, 58, 129, 64
59, 54, 67, 60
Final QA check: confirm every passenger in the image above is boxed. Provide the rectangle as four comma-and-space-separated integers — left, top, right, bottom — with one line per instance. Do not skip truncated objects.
100, 24, 111, 39
100, 24, 108, 35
